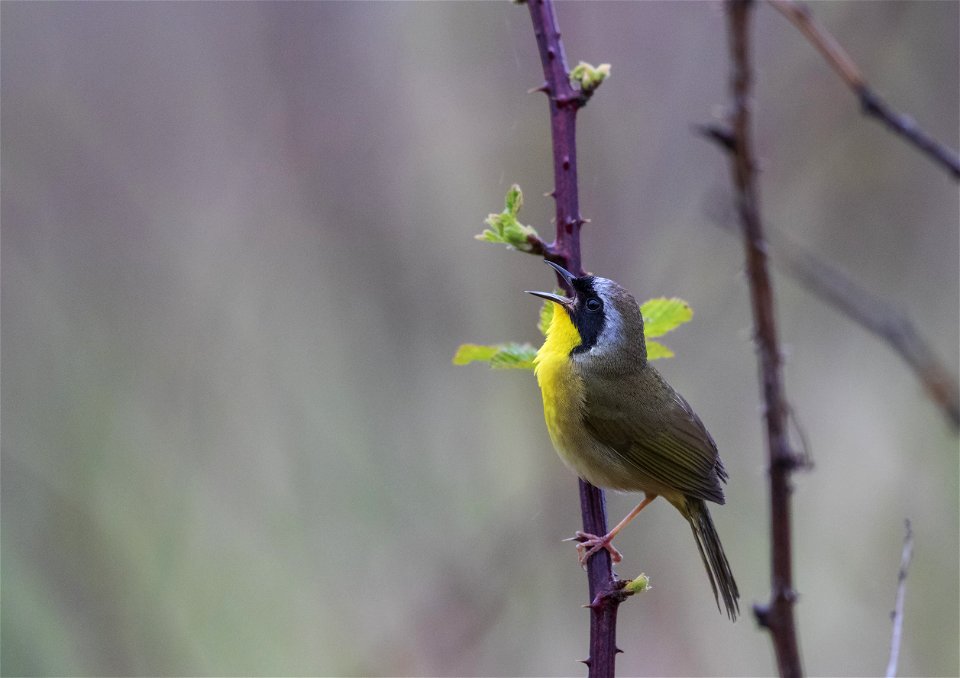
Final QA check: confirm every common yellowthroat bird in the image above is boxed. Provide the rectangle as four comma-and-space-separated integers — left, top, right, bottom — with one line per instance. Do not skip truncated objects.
528, 261, 739, 620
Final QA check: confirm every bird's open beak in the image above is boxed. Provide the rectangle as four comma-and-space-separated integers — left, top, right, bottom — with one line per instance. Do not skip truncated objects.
544, 260, 577, 287
525, 260, 578, 306
525, 289, 572, 306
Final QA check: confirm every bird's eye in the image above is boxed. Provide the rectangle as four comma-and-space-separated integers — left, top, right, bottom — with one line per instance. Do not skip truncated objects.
585, 297, 602, 313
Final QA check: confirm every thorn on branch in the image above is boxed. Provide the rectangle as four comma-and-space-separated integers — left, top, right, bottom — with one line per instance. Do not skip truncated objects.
589, 578, 631, 609
753, 603, 772, 629
857, 87, 883, 118
695, 123, 738, 153
773, 450, 809, 473
589, 589, 628, 610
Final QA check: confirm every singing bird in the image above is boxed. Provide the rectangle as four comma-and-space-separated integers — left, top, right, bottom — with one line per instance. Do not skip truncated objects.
528, 260, 739, 620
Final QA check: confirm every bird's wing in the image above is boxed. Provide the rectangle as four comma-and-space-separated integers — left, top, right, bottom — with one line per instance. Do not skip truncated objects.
581, 371, 727, 504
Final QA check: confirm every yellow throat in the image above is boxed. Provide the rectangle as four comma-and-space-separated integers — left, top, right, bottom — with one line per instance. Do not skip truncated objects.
534, 303, 586, 447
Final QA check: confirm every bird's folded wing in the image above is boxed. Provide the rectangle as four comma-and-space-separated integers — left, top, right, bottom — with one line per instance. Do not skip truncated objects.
582, 384, 726, 504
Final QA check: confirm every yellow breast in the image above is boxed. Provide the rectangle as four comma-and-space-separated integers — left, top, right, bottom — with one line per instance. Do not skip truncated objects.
534, 303, 647, 490
534, 305, 590, 473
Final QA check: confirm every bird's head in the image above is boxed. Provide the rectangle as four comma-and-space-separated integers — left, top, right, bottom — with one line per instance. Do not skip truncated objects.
527, 260, 646, 361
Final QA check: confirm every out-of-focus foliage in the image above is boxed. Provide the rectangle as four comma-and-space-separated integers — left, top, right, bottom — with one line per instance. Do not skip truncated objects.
2, 2, 957, 677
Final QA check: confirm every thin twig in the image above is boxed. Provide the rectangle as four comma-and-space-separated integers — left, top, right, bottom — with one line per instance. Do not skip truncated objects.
771, 231, 960, 433
701, 201, 960, 433
885, 520, 915, 678
524, 1, 621, 676
767, 0, 960, 180
721, 1, 804, 675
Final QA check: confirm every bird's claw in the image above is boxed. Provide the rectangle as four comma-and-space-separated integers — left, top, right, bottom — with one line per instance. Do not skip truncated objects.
564, 530, 622, 567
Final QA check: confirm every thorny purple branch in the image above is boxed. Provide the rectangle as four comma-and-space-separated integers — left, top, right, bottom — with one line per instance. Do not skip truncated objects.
524, 1, 621, 676
722, 1, 804, 676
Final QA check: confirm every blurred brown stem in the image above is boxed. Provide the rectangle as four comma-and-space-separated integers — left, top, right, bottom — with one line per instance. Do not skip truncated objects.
721, 1, 804, 675
767, 0, 960, 180
524, 1, 621, 676
700, 197, 960, 433
771, 229, 960, 432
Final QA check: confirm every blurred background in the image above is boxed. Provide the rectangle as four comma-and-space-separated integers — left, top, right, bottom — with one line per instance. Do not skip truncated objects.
3, 2, 957, 676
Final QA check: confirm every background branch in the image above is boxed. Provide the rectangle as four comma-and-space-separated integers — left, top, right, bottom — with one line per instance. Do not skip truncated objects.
720, 1, 804, 675
885, 520, 915, 678
524, 1, 621, 676
767, 230, 960, 433
767, 0, 960, 180
702, 204, 960, 433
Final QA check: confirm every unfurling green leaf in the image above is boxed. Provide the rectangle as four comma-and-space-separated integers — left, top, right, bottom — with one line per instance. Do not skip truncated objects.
453, 342, 537, 370
505, 184, 523, 216
645, 340, 674, 361
624, 573, 651, 594
640, 297, 693, 339
475, 184, 540, 252
569, 61, 611, 92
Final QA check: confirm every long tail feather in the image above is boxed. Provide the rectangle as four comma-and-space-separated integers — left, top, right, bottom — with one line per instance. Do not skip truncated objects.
684, 497, 740, 621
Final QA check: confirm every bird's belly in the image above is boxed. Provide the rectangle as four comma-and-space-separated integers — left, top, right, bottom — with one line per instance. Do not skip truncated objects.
541, 378, 660, 493
547, 415, 664, 493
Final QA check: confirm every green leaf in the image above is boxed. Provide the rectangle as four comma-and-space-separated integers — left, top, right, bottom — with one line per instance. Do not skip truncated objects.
452, 342, 537, 371
640, 297, 693, 339
452, 344, 501, 366
538, 298, 555, 336
645, 340, 674, 361
490, 343, 537, 370
475, 185, 540, 252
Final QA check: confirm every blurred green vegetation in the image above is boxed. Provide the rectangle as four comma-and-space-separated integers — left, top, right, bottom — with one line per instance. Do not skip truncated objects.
2, 2, 957, 676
